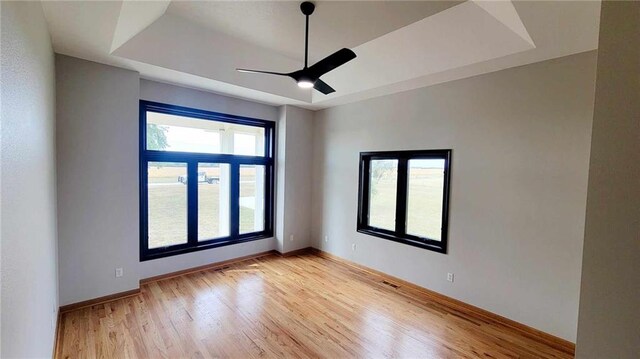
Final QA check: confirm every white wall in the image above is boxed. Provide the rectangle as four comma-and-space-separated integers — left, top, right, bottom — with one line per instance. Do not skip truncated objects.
56, 55, 140, 306
311, 52, 598, 342
576, 2, 640, 358
138, 80, 278, 279
275, 105, 314, 253
0, 1, 59, 356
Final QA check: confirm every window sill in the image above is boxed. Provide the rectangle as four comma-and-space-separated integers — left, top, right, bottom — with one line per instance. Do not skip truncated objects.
140, 233, 273, 261
357, 228, 446, 254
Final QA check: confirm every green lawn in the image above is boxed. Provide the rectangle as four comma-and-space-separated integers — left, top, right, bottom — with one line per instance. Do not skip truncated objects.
369, 168, 444, 241
147, 164, 261, 249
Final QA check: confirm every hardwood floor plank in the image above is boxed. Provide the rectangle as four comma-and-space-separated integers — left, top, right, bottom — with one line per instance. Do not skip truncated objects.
57, 253, 573, 358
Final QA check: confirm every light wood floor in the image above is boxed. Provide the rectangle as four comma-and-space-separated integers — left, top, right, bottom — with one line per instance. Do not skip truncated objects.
56, 253, 572, 358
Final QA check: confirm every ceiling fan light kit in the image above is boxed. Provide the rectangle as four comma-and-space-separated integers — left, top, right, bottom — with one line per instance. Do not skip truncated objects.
297, 80, 315, 89
236, 1, 357, 95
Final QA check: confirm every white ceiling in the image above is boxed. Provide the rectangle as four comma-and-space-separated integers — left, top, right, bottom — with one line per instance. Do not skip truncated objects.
167, 1, 462, 64
41, 0, 601, 110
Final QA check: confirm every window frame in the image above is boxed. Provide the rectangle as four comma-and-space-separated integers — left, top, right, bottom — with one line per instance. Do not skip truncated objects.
139, 100, 275, 261
357, 149, 452, 254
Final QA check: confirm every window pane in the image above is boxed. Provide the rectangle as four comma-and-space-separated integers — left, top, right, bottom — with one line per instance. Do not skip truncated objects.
147, 112, 265, 156
368, 159, 398, 231
147, 162, 187, 248
239, 165, 265, 234
198, 163, 230, 241
406, 159, 445, 240
233, 133, 257, 156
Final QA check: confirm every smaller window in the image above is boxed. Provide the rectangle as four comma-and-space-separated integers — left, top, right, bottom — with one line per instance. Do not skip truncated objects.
357, 149, 451, 254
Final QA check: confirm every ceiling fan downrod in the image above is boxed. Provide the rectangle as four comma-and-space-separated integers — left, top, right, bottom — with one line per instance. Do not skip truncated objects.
301, 1, 315, 69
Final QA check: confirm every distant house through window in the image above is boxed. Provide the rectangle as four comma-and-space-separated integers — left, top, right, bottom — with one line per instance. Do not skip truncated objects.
357, 149, 452, 254
140, 101, 274, 260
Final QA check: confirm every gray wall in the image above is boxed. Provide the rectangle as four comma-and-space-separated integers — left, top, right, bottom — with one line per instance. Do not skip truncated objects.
140, 79, 279, 122
56, 55, 140, 305
1, 1, 59, 357
275, 105, 314, 253
311, 52, 598, 342
276, 106, 287, 253
576, 2, 640, 357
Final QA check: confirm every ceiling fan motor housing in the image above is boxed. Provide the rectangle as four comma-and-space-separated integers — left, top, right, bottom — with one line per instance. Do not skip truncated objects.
301, 2, 315, 16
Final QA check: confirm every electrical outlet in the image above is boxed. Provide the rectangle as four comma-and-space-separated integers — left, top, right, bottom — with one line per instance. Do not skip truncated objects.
352, 243, 357, 251
447, 273, 454, 282
115, 267, 124, 278
289, 234, 294, 242
324, 236, 328, 243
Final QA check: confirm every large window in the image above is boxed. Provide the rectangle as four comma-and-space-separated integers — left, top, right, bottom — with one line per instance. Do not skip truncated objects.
357, 150, 451, 253
140, 101, 274, 260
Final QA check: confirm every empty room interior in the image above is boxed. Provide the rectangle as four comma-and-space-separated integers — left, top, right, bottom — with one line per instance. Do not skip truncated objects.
1, 0, 639, 358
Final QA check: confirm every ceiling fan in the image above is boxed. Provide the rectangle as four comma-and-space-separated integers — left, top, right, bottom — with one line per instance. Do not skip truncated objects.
236, 1, 356, 95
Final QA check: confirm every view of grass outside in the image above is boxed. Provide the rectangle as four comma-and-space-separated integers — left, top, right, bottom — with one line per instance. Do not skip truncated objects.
148, 162, 188, 248
406, 160, 445, 240
369, 160, 398, 230
368, 159, 445, 241
147, 163, 262, 249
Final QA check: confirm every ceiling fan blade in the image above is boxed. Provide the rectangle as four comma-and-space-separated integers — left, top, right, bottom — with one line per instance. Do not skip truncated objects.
237, 68, 290, 77
313, 79, 335, 95
308, 48, 356, 78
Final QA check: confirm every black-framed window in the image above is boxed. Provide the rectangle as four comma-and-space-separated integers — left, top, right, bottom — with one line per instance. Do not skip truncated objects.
357, 149, 451, 254
139, 100, 275, 261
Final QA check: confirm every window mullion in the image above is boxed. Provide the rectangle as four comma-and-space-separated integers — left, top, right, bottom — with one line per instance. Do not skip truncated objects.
187, 160, 198, 245
395, 158, 409, 235
230, 162, 240, 237
264, 164, 274, 234
265, 126, 272, 159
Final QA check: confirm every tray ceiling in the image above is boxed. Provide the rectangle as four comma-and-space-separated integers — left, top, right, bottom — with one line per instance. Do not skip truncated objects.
42, 0, 601, 110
